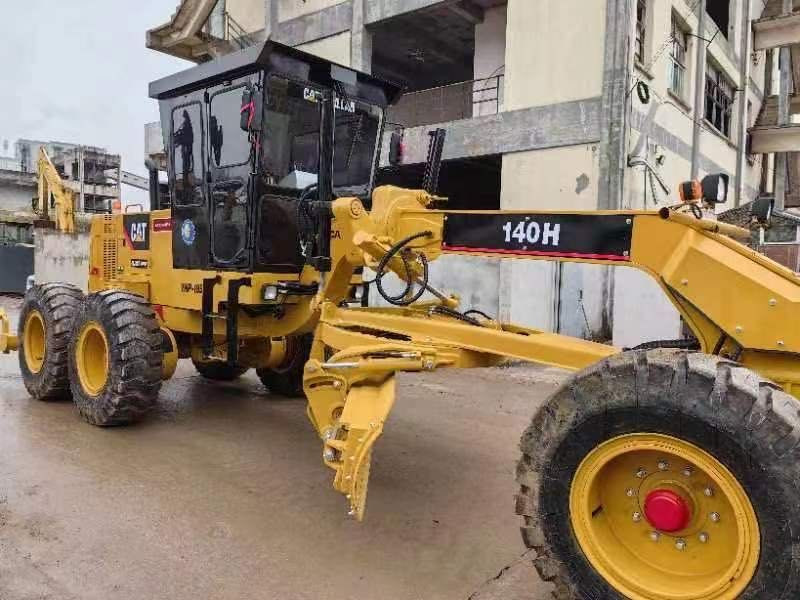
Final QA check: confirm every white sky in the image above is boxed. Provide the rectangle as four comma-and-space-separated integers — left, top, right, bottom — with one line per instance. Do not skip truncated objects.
0, 0, 190, 204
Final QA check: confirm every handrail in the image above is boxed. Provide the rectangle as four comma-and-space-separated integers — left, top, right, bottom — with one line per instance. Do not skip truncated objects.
224, 11, 253, 50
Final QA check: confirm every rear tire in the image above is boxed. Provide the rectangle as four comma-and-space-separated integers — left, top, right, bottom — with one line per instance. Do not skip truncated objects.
256, 334, 311, 397
68, 291, 163, 426
515, 350, 800, 599
18, 283, 83, 401
192, 359, 247, 381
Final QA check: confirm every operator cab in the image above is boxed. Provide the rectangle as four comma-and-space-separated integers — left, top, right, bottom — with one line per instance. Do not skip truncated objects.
149, 41, 403, 273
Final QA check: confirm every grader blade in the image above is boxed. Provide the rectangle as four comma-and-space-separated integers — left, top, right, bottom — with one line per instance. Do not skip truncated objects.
334, 378, 397, 520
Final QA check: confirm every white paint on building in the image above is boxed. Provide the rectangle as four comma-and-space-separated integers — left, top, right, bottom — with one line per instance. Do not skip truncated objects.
297, 31, 352, 65
34, 230, 90, 292
474, 5, 507, 117
278, 0, 348, 22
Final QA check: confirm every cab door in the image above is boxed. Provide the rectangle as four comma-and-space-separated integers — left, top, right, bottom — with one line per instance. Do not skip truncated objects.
170, 97, 210, 269
206, 75, 259, 270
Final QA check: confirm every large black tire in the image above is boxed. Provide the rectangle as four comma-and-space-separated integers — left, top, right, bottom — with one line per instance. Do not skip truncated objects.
516, 349, 800, 599
68, 290, 163, 426
256, 334, 312, 397
192, 358, 248, 381
18, 283, 84, 401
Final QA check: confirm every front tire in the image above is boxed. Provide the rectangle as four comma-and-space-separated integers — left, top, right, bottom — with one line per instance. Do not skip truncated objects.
18, 283, 84, 401
516, 350, 800, 599
68, 291, 163, 426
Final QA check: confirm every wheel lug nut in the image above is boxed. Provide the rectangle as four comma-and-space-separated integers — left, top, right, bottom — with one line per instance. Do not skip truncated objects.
675, 539, 687, 551
626, 488, 636, 497
632, 511, 642, 523
704, 487, 714, 497
699, 532, 709, 543
710, 512, 721, 523
650, 530, 660, 541
682, 466, 693, 477
658, 460, 669, 471
635, 468, 648, 478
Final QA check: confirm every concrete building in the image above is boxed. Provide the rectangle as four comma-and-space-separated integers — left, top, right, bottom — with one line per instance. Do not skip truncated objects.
10, 139, 122, 213
147, 0, 800, 347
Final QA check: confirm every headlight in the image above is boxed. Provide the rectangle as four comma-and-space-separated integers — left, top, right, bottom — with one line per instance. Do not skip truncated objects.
263, 285, 279, 302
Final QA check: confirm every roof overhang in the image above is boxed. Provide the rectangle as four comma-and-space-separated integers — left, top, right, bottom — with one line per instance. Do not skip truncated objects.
754, 12, 800, 51
146, 0, 221, 63
750, 124, 800, 153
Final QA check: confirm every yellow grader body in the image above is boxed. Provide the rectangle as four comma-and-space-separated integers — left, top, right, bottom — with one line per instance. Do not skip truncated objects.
3, 41, 800, 599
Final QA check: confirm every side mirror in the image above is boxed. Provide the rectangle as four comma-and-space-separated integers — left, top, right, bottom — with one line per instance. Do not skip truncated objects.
751, 196, 774, 227
388, 130, 404, 166
240, 85, 263, 133
701, 173, 729, 204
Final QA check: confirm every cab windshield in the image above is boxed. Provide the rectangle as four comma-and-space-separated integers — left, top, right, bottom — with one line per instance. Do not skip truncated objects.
261, 76, 382, 198
332, 98, 382, 197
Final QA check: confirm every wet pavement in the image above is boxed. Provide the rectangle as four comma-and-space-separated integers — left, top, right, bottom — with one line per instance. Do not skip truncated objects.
0, 296, 560, 600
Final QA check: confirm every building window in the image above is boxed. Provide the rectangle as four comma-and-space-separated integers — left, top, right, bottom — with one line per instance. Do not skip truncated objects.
635, 0, 647, 64
705, 62, 734, 138
634, 0, 647, 64
707, 0, 729, 39
668, 16, 688, 98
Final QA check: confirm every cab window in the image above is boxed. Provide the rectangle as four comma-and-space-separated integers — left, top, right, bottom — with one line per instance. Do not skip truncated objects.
171, 102, 204, 206
262, 76, 323, 190
209, 86, 252, 168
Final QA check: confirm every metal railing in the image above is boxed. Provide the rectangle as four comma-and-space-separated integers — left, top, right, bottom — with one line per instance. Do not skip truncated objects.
225, 12, 255, 51
0, 156, 22, 172
387, 75, 505, 129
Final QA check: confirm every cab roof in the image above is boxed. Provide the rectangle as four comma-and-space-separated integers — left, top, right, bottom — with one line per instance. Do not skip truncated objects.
149, 40, 404, 108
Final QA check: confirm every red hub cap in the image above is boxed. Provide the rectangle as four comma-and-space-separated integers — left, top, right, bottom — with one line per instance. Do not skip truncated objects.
643, 489, 691, 532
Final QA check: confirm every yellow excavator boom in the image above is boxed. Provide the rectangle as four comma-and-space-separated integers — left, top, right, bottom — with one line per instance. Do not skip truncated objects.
36, 147, 76, 233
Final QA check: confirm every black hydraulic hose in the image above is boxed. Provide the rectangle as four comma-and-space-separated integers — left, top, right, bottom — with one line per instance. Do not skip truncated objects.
367, 231, 433, 306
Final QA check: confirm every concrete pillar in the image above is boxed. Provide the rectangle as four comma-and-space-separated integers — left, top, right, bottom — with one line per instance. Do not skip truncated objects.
78, 147, 85, 213
775, 0, 793, 211
264, 0, 278, 40
351, 0, 373, 73
597, 0, 632, 211
734, 0, 752, 207
690, 0, 707, 179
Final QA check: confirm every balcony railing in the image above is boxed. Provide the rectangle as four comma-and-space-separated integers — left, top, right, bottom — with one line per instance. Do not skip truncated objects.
0, 156, 22, 172
224, 12, 255, 51
387, 75, 505, 129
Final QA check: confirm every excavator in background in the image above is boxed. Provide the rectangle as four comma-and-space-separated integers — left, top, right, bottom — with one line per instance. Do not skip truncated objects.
33, 147, 78, 233
1, 41, 799, 599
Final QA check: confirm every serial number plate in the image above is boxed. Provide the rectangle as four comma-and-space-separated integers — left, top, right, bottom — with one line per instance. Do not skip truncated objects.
442, 214, 633, 261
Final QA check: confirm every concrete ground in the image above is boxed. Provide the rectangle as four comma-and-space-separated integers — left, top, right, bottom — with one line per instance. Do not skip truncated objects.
0, 296, 564, 600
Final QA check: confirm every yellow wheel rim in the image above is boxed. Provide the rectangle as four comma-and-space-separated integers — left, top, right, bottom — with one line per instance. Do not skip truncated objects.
570, 433, 759, 600
23, 310, 46, 374
76, 322, 109, 396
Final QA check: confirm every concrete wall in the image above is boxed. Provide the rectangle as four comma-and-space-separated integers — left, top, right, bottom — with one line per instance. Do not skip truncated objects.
0, 184, 34, 212
473, 5, 507, 116
226, 0, 265, 32
613, 267, 682, 348
297, 31, 352, 65
504, 0, 606, 110
278, 0, 347, 22
34, 230, 90, 292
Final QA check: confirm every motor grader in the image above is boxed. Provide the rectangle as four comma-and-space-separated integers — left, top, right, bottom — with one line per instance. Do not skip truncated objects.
0, 41, 798, 599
